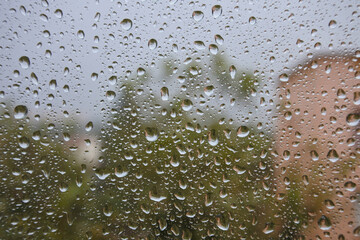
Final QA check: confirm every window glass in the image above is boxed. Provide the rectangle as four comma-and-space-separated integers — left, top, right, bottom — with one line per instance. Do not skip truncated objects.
0, 0, 359, 239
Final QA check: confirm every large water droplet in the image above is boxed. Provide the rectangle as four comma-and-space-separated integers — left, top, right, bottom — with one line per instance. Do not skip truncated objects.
327, 149, 339, 162
18, 136, 30, 149
160, 87, 169, 101
208, 129, 219, 146
14, 105, 28, 119
318, 215, 332, 230
229, 65, 236, 79
212, 5, 222, 18
344, 181, 356, 192
145, 127, 159, 142
279, 73, 289, 82
148, 39, 158, 50
121, 18, 133, 30
346, 113, 359, 126
181, 99, 193, 111
192, 11, 204, 22
19, 56, 30, 69
237, 126, 249, 138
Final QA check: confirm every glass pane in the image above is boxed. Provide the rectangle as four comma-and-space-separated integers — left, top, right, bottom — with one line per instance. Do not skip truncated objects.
0, 0, 359, 239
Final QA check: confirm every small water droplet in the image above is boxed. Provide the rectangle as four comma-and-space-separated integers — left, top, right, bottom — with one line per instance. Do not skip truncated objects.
310, 150, 319, 161
85, 121, 93, 132
54, 9, 63, 18
208, 129, 219, 146
209, 44, 218, 55
106, 91, 116, 101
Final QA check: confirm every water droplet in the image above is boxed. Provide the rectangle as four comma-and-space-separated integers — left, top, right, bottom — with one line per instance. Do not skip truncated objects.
181, 99, 193, 111
121, 18, 132, 30
208, 129, 219, 146
77, 30, 85, 39
216, 215, 229, 231
54, 9, 63, 18
327, 149, 339, 162
59, 182, 69, 192
19, 56, 30, 69
49, 79, 57, 90
344, 181, 356, 192
85, 121, 93, 132
148, 39, 157, 50
318, 215, 332, 230
328, 20, 337, 28
149, 190, 166, 202
115, 165, 129, 178
310, 150, 319, 161
346, 113, 359, 126
18, 136, 30, 149
160, 87, 169, 101
215, 34, 224, 45
108, 75, 117, 85
145, 127, 159, 142
324, 199, 335, 209
209, 44, 218, 55
194, 41, 205, 50
14, 105, 28, 119
279, 73, 289, 82
212, 5, 222, 18
237, 126, 249, 137
229, 65, 236, 79
137, 67, 146, 76
106, 91, 116, 101
354, 92, 360, 105
103, 204, 113, 217
249, 16, 257, 24
204, 85, 214, 96
192, 11, 204, 22
263, 222, 274, 234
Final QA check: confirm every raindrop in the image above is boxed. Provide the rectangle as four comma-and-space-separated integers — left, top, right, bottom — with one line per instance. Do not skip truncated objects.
328, 20, 337, 28
310, 150, 319, 161
229, 65, 236, 79
14, 105, 28, 119
121, 19, 133, 30
54, 9, 63, 18
192, 11, 204, 22
327, 149, 339, 162
346, 113, 359, 126
209, 44, 218, 55
106, 91, 116, 101
344, 181, 356, 192
249, 16, 257, 24
279, 73, 289, 82
208, 129, 219, 146
145, 127, 159, 142
212, 5, 222, 18
160, 87, 169, 101
181, 99, 193, 111
18, 136, 30, 149
148, 39, 158, 50
237, 126, 249, 137
85, 122, 93, 132
115, 165, 129, 178
318, 215, 332, 230
77, 30, 85, 39
19, 56, 30, 69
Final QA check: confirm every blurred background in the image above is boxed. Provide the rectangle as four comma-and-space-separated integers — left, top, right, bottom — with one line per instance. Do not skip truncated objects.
0, 0, 359, 239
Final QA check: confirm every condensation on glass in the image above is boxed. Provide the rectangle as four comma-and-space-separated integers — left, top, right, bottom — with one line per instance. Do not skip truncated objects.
0, 0, 359, 239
